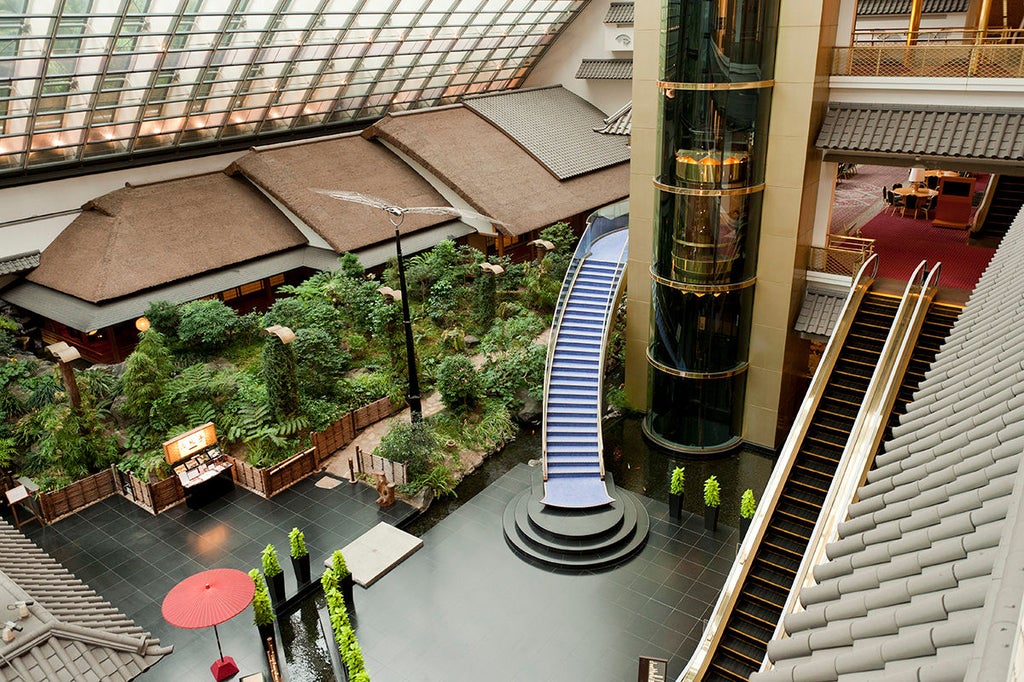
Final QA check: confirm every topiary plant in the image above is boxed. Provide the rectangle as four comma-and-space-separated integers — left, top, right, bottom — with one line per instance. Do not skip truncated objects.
670, 466, 685, 495
704, 475, 721, 508
331, 549, 351, 579
289, 527, 308, 559
262, 544, 283, 577
740, 489, 757, 519
249, 569, 275, 626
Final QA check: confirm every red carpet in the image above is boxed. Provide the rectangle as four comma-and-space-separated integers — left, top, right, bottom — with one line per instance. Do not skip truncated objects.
859, 209, 995, 291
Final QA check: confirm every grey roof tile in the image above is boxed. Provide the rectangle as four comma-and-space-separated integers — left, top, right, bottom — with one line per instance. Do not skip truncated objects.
757, 210, 1024, 682
816, 104, 1024, 164
795, 287, 848, 336
0, 519, 170, 681
575, 59, 633, 80
604, 2, 633, 23
0, 250, 39, 275
595, 101, 632, 136
462, 86, 630, 181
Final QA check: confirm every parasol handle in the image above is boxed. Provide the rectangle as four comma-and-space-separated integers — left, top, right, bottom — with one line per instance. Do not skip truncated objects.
213, 623, 225, 662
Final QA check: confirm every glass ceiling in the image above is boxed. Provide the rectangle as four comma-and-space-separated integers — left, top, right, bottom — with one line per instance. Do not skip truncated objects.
0, 0, 583, 178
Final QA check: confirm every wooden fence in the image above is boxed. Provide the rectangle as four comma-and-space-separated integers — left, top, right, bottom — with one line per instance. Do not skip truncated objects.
354, 449, 408, 486
115, 468, 186, 515
38, 469, 118, 524
29, 396, 403, 523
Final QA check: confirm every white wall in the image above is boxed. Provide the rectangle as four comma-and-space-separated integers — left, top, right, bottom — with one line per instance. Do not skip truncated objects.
524, 0, 633, 115
0, 150, 245, 258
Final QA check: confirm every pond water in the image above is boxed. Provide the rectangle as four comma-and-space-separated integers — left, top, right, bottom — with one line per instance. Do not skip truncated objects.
406, 415, 777, 536
277, 593, 338, 682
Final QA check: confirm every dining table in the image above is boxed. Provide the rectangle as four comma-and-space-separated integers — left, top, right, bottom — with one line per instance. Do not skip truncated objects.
893, 186, 939, 198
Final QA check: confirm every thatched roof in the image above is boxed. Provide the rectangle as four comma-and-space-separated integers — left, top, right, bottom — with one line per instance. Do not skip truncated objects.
362, 106, 630, 237
27, 173, 305, 303
227, 133, 457, 253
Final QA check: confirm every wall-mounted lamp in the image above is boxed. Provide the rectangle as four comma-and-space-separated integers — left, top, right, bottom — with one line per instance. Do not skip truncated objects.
135, 316, 151, 332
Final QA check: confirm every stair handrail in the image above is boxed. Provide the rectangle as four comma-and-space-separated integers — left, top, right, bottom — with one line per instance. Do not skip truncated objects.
759, 261, 943, 674
541, 213, 629, 482
592, 230, 629, 481
679, 253, 880, 682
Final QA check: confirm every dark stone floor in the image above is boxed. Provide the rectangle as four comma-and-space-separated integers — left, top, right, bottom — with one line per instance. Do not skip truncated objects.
18, 463, 739, 681
20, 474, 415, 682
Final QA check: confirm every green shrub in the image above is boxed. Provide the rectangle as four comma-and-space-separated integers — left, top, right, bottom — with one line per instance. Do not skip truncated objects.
0, 314, 19, 355
374, 420, 438, 479
704, 475, 721, 508
670, 467, 685, 495
262, 544, 283, 577
413, 463, 458, 498
264, 296, 345, 342
293, 327, 349, 397
176, 299, 238, 350
262, 336, 299, 418
289, 528, 307, 558
120, 330, 174, 421
434, 354, 480, 413
330, 549, 350, 579
249, 569, 275, 626
479, 344, 545, 407
740, 489, 757, 519
143, 301, 180, 341
472, 268, 498, 334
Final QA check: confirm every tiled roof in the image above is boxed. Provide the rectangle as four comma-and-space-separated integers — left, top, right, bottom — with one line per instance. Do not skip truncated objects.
604, 2, 634, 23
0, 519, 170, 681
857, 0, 969, 14
461, 86, 630, 181
576, 59, 634, 80
0, 251, 39, 276
794, 285, 847, 337
595, 102, 632, 136
816, 103, 1024, 163
755, 206, 1024, 682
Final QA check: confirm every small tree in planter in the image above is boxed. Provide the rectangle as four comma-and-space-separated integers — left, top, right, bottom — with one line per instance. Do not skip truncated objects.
331, 549, 354, 612
249, 569, 276, 647
739, 489, 757, 542
668, 466, 685, 521
289, 527, 311, 585
703, 475, 721, 532
262, 544, 285, 604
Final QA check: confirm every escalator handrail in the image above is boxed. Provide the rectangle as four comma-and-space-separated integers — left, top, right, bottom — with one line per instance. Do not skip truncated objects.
678, 253, 880, 682
762, 261, 942, 673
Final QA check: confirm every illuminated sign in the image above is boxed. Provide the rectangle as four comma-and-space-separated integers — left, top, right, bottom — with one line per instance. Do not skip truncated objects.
163, 422, 218, 464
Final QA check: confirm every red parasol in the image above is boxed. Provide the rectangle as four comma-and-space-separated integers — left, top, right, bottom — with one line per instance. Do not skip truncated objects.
162, 568, 255, 681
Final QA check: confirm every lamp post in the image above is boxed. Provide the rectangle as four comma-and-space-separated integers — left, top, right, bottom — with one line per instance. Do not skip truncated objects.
392, 227, 422, 422
45, 342, 82, 412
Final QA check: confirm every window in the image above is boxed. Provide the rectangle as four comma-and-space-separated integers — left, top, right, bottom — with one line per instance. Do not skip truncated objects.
92, 75, 126, 123
0, 81, 11, 134
144, 70, 176, 118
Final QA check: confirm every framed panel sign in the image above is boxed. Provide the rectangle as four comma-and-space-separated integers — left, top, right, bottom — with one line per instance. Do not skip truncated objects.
638, 656, 668, 682
163, 422, 218, 465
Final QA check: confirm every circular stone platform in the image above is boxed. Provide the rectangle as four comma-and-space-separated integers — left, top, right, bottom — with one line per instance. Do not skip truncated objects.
502, 468, 649, 570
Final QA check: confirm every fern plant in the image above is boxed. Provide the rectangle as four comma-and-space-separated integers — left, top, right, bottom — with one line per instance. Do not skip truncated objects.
261, 544, 283, 577
289, 528, 308, 559
670, 466, 685, 495
704, 476, 721, 508
740, 489, 757, 519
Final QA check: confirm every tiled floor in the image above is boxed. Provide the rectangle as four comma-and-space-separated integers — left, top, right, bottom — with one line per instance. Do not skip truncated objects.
19, 474, 415, 682
17, 463, 739, 682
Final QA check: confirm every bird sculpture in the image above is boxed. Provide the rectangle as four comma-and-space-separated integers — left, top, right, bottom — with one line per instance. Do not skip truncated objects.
313, 189, 508, 228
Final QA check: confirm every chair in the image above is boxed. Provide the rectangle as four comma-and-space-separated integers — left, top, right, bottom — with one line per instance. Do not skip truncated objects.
901, 193, 920, 218
887, 188, 904, 215
926, 175, 939, 190
917, 194, 936, 220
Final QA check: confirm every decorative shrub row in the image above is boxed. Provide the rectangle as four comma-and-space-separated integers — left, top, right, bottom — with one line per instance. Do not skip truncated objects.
322, 551, 367, 682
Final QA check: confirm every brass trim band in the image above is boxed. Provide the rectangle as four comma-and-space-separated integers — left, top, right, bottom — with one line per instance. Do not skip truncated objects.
647, 349, 749, 379
653, 180, 766, 197
650, 267, 757, 293
640, 419, 744, 455
658, 79, 774, 92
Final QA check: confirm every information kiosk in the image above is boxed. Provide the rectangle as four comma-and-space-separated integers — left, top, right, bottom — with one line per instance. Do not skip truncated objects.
163, 423, 234, 508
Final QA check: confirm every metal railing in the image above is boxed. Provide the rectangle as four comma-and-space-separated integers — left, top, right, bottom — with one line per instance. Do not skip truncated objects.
808, 235, 875, 278
832, 42, 1024, 78
852, 27, 1024, 45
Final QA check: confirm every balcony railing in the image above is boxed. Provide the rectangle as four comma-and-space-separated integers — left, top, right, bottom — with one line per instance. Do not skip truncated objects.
809, 235, 875, 278
833, 28, 1024, 78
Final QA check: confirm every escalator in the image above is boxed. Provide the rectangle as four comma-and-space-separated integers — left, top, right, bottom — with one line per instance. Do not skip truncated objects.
884, 301, 962, 439
703, 291, 901, 681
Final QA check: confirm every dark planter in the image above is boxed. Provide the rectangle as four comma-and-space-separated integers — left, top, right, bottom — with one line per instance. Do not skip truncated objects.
340, 572, 355, 612
739, 516, 751, 542
668, 492, 684, 521
291, 554, 311, 585
267, 572, 286, 605
703, 505, 719, 532
257, 622, 275, 650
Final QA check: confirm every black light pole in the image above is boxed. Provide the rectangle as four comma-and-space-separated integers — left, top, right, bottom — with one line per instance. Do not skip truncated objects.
393, 226, 422, 422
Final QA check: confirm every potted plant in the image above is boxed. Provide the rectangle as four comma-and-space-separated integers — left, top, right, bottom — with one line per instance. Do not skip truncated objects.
668, 466, 685, 520
289, 527, 311, 585
331, 549, 354, 612
249, 569, 276, 648
262, 544, 285, 604
739, 489, 757, 541
703, 475, 721, 532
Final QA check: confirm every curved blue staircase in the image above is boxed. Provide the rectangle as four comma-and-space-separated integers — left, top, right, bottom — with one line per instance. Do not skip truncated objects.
541, 229, 628, 509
